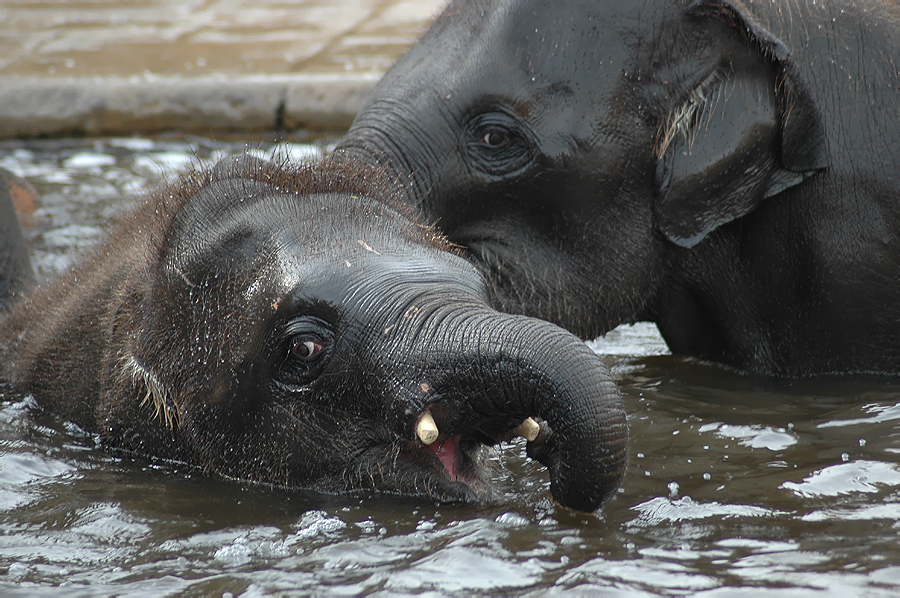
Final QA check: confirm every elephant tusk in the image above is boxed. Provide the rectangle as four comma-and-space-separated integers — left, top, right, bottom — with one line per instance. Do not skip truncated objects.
514, 417, 541, 442
415, 410, 439, 445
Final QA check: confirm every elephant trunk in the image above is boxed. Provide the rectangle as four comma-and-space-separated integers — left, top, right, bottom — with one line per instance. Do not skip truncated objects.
333, 109, 436, 209
520, 327, 628, 512
405, 310, 628, 511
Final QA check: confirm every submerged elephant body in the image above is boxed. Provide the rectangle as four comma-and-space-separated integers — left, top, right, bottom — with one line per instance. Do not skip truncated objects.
0, 158, 627, 512
338, 0, 900, 377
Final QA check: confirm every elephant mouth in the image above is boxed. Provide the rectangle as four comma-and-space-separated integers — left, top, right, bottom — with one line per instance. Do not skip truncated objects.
401, 433, 484, 499
446, 227, 506, 260
396, 416, 547, 503
445, 229, 520, 286
423, 434, 475, 482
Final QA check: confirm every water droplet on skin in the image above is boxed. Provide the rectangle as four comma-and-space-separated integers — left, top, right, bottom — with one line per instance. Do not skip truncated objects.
703, 473, 711, 480
842, 452, 850, 462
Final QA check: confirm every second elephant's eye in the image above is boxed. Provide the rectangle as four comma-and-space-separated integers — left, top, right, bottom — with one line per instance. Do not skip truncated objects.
477, 129, 510, 149
465, 111, 536, 177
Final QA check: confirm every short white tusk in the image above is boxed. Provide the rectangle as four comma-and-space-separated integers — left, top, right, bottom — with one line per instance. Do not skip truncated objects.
416, 410, 439, 445
514, 417, 541, 442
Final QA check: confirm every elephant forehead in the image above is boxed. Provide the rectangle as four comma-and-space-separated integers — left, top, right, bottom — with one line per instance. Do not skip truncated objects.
275, 248, 488, 314
381, 0, 648, 159
416, 0, 639, 92
154, 183, 486, 332
161, 189, 409, 279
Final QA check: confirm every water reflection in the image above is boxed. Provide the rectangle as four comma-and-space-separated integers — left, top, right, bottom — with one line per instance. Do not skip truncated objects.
1, 138, 899, 596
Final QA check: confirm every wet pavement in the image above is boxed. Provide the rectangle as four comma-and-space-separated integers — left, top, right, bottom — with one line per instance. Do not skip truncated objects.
0, 0, 447, 138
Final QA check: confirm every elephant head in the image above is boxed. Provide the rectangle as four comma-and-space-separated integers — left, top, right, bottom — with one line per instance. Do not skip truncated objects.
333, 0, 874, 376
0, 155, 627, 511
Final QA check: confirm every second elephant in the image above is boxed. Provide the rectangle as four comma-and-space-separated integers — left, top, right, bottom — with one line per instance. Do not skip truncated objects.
338, 0, 900, 377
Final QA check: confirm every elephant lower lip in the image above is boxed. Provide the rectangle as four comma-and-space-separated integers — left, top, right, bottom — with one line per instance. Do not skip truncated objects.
426, 435, 465, 481
395, 426, 523, 501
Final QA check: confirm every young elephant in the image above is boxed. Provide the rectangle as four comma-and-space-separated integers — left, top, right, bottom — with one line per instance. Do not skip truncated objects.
0, 156, 627, 512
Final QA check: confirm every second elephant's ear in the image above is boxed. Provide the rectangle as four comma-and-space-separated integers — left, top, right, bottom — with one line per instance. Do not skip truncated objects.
653, 0, 828, 248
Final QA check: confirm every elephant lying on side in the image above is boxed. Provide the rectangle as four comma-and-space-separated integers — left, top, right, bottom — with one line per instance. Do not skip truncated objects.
0, 158, 627, 512
337, 0, 900, 377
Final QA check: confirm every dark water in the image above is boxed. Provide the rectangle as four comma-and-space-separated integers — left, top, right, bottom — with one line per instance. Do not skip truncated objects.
1, 138, 899, 597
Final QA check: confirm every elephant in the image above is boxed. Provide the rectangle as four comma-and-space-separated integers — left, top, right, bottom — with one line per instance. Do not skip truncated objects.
0, 169, 35, 309
336, 0, 900, 377
0, 156, 628, 512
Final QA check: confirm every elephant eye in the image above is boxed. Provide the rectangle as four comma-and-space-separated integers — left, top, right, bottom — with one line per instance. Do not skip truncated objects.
466, 111, 536, 177
291, 338, 326, 362
275, 315, 334, 387
477, 129, 510, 149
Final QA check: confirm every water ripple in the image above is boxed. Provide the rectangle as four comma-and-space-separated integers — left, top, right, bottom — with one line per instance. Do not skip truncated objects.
781, 460, 900, 498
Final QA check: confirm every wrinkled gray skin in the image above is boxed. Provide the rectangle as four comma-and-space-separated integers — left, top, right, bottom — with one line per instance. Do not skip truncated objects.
0, 156, 627, 512
337, 0, 900, 377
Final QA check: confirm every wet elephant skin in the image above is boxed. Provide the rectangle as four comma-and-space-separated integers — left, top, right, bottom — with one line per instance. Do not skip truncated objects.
0, 156, 627, 512
337, 0, 900, 377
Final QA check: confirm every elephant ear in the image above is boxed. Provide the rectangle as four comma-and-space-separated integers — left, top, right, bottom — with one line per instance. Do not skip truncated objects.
653, 0, 828, 248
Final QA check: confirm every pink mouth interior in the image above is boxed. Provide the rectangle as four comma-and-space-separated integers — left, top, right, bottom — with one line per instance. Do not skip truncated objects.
426, 435, 463, 481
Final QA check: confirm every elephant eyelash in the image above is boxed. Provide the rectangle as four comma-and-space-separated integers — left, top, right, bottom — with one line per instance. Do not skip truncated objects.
271, 316, 335, 388
121, 353, 181, 430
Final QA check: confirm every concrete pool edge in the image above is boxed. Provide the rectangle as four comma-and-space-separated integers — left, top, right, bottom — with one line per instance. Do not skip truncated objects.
0, 73, 383, 139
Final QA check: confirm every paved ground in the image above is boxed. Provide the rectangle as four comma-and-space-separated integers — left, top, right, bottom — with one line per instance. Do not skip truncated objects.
0, 0, 447, 138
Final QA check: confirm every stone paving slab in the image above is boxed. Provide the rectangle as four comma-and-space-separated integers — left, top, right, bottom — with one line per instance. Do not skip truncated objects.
0, 0, 446, 138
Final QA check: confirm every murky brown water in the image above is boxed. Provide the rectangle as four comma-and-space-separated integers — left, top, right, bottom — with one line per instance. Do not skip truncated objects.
1, 138, 899, 596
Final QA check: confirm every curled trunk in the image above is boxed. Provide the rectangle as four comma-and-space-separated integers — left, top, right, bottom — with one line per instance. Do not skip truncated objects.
399, 309, 628, 511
